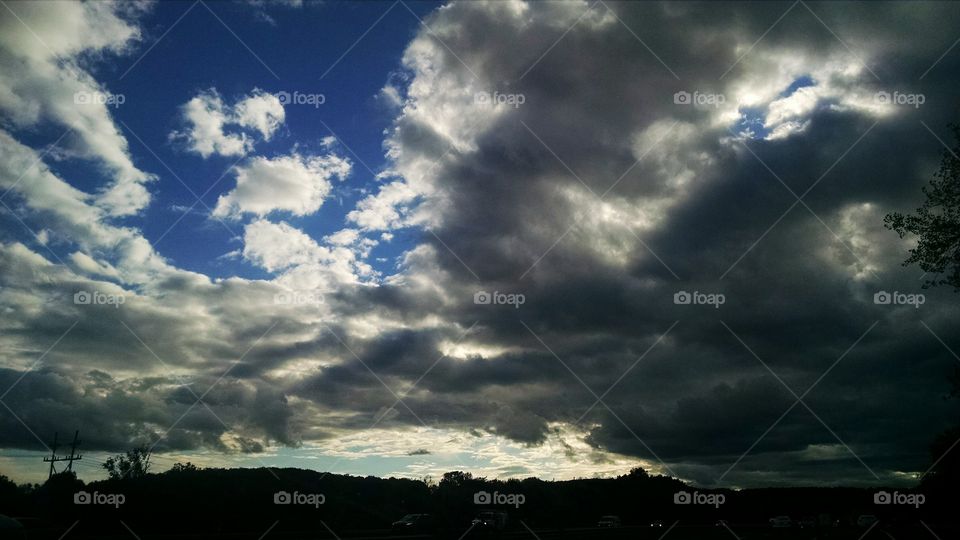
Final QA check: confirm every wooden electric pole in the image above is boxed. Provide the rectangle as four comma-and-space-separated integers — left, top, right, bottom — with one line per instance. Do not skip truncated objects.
65, 430, 82, 472
43, 432, 59, 479
42, 431, 81, 478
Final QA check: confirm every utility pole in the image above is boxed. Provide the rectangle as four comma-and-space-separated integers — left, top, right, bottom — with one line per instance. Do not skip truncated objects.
42, 431, 81, 478
65, 430, 82, 472
43, 432, 59, 479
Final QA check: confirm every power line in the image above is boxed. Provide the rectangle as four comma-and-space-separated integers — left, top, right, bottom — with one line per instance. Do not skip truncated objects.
42, 431, 82, 478
65, 430, 82, 472
42, 432, 58, 479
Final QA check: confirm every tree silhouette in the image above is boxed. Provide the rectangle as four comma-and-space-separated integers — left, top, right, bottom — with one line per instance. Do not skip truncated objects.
886, 124, 960, 521
103, 445, 152, 480
885, 123, 960, 290
439, 471, 475, 488
168, 461, 200, 473
621, 466, 649, 480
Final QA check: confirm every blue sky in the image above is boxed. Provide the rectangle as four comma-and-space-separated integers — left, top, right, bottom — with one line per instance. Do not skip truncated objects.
64, 0, 437, 280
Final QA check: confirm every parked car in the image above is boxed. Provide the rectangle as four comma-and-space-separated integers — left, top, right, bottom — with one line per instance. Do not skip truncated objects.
392, 513, 434, 532
649, 520, 664, 528
857, 515, 878, 527
472, 511, 508, 531
0, 515, 25, 540
769, 516, 793, 528
597, 515, 621, 528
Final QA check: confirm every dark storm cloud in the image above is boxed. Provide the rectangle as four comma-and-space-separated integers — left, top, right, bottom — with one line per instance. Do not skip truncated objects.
319, 0, 960, 485
0, 363, 300, 454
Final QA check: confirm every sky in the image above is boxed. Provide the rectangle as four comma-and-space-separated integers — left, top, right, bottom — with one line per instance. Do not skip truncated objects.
0, 0, 959, 488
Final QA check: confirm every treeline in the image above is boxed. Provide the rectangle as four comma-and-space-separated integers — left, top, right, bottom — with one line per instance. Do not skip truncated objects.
0, 465, 952, 538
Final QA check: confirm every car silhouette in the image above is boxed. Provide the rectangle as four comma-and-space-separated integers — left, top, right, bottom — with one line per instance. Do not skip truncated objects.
597, 515, 621, 528
472, 511, 508, 531
769, 516, 792, 528
392, 513, 434, 532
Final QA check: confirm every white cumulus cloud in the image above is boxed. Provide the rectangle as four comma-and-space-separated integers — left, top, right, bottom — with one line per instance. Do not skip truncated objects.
171, 88, 285, 158
214, 152, 351, 218
0, 0, 155, 216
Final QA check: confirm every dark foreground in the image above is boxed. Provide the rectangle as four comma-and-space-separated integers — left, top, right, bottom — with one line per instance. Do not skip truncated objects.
3, 467, 956, 540
5, 522, 958, 540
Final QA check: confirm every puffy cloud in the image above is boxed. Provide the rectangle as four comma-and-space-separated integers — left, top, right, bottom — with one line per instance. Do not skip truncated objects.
326, 228, 378, 258
0, 130, 188, 287
242, 219, 326, 272
213, 152, 351, 218
171, 88, 285, 158
347, 179, 421, 230
0, 0, 155, 216
69, 252, 121, 279
242, 219, 375, 290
